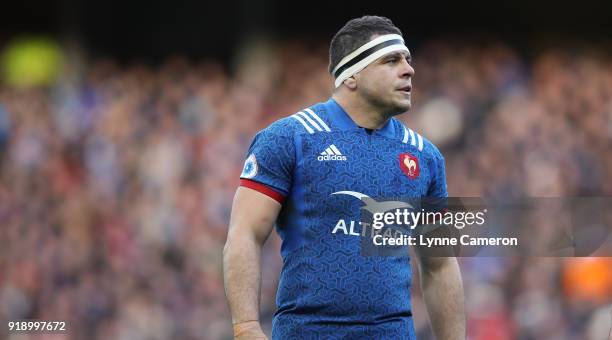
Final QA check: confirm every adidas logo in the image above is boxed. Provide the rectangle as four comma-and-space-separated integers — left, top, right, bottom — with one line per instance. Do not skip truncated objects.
318, 144, 347, 161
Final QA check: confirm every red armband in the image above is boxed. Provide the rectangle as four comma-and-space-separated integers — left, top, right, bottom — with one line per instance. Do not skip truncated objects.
240, 179, 285, 204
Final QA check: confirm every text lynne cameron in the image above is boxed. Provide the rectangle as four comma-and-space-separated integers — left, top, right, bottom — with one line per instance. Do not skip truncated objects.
373, 234, 519, 247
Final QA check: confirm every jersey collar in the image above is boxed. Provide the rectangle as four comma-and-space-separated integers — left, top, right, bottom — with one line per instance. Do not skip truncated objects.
324, 97, 397, 138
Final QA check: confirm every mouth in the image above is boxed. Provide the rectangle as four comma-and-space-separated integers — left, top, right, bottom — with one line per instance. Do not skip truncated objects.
397, 85, 412, 94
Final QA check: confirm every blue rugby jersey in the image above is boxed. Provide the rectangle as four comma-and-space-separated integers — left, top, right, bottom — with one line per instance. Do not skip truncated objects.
239, 98, 447, 339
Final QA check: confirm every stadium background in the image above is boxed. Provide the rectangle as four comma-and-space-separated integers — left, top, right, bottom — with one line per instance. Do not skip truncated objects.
0, 1, 611, 339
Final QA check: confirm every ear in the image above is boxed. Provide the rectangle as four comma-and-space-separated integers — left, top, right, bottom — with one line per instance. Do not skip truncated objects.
343, 76, 357, 90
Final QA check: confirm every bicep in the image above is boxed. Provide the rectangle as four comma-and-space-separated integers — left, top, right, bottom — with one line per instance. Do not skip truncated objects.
415, 249, 458, 278
227, 186, 282, 246
417, 256, 449, 275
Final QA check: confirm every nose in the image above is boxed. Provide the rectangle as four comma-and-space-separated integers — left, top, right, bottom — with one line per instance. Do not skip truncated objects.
400, 58, 415, 78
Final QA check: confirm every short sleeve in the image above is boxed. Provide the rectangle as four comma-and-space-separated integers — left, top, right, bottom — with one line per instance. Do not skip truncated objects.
239, 127, 295, 203
426, 148, 448, 198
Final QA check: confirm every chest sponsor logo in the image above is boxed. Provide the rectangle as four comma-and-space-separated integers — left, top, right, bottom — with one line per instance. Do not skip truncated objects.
330, 191, 414, 237
399, 153, 419, 179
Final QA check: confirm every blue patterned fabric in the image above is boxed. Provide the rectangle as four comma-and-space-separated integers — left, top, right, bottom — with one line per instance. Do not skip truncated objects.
240, 98, 447, 339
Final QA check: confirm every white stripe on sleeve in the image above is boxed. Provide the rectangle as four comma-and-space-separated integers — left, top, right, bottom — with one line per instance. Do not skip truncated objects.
409, 129, 416, 147
304, 108, 331, 132
402, 127, 409, 144
296, 111, 322, 131
292, 114, 315, 134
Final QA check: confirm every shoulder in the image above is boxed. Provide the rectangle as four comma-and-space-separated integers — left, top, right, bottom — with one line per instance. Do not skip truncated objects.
257, 116, 299, 139
257, 103, 332, 139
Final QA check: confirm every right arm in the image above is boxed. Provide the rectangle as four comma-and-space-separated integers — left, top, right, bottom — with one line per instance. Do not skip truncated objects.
223, 186, 282, 339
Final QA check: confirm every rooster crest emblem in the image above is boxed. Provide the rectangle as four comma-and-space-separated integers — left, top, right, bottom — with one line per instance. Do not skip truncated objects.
399, 153, 419, 179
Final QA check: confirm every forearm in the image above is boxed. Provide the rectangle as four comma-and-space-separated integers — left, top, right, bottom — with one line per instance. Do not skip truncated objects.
223, 233, 263, 324
420, 257, 465, 340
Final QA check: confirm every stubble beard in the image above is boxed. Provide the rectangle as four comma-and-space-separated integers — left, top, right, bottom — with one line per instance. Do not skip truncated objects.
356, 83, 412, 121
378, 93, 412, 119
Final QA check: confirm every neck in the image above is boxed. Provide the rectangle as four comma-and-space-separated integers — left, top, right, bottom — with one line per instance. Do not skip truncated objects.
332, 92, 390, 130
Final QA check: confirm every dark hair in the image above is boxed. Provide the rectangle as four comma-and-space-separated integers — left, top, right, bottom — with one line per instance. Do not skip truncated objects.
328, 15, 402, 75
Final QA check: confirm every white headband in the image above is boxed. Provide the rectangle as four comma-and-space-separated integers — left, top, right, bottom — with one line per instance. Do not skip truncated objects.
333, 34, 409, 88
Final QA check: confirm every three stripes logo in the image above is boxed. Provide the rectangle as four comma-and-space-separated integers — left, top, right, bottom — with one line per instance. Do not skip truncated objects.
291, 108, 331, 134
318, 144, 347, 161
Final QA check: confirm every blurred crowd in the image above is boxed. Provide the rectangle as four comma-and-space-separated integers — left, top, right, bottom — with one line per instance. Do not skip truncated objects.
0, 37, 611, 339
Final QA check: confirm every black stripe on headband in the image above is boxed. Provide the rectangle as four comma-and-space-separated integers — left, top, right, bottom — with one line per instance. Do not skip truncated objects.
333, 39, 404, 79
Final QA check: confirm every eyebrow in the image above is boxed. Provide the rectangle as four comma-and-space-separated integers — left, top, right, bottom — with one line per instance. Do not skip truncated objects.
381, 51, 412, 62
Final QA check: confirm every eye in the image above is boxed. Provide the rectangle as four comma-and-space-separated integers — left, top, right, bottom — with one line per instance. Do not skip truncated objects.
386, 57, 398, 64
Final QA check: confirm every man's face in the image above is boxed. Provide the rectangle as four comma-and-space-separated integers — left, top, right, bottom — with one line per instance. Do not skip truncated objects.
353, 46, 415, 116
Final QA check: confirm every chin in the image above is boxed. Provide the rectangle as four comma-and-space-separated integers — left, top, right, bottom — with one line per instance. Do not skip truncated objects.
386, 104, 411, 117
392, 93, 412, 111
403, 100, 412, 110
394, 100, 412, 113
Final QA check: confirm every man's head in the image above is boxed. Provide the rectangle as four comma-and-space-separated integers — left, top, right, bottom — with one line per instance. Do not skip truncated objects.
329, 16, 415, 116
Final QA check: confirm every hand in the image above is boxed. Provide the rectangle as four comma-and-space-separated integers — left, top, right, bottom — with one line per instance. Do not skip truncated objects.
233, 320, 268, 340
